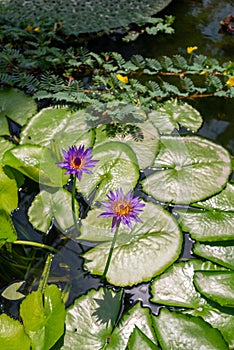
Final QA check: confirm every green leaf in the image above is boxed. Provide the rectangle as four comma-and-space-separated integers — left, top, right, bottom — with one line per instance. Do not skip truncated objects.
63, 288, 158, 350
0, 314, 30, 350
177, 209, 234, 241
153, 308, 228, 350
0, 165, 18, 214
194, 271, 234, 308
127, 326, 159, 349
28, 188, 79, 233
62, 288, 117, 349
194, 242, 234, 270
20, 284, 66, 350
21, 107, 93, 149
82, 202, 182, 286
94, 120, 160, 169
78, 141, 139, 202
0, 87, 37, 135
184, 305, 234, 349
2, 144, 66, 187
0, 138, 14, 162
194, 183, 234, 211
141, 136, 231, 204
150, 259, 226, 308
148, 100, 203, 133
0, 209, 17, 242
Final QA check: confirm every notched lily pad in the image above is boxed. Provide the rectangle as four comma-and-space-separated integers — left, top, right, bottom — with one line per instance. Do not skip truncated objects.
148, 100, 203, 133
142, 136, 231, 204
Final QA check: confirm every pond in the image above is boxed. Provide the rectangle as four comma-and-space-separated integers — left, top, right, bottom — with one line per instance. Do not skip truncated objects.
0, 0, 234, 349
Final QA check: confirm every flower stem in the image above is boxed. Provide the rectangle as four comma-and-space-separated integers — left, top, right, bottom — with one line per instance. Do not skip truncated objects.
102, 224, 120, 280
13, 240, 57, 253
71, 174, 79, 234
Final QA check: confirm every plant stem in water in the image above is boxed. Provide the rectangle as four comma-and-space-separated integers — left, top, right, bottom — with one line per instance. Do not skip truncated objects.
71, 174, 79, 234
102, 225, 120, 280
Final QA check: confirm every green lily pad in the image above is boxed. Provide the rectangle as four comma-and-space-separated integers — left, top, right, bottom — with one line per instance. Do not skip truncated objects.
0, 209, 17, 243
141, 136, 231, 204
148, 100, 203, 133
194, 271, 234, 308
150, 259, 225, 308
21, 107, 93, 150
0, 138, 13, 161
94, 120, 160, 168
0, 165, 18, 214
153, 308, 229, 350
28, 188, 80, 233
78, 141, 139, 202
184, 305, 234, 349
2, 144, 66, 187
195, 183, 234, 211
82, 202, 182, 286
20, 284, 66, 350
0, 314, 30, 350
127, 326, 159, 349
193, 242, 234, 270
177, 209, 234, 241
0, 87, 37, 135
63, 288, 158, 350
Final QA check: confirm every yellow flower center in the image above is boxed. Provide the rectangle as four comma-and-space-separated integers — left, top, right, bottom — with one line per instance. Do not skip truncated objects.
115, 202, 131, 216
71, 156, 82, 169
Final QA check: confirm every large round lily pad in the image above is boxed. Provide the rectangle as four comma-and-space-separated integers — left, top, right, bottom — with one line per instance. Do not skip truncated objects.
21, 108, 93, 150
141, 136, 231, 204
78, 141, 139, 202
94, 120, 160, 169
82, 202, 182, 286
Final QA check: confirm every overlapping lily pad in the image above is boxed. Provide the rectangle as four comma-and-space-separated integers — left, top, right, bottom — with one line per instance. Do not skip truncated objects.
21, 108, 93, 150
28, 188, 79, 233
177, 184, 234, 241
63, 288, 158, 349
0, 87, 37, 136
150, 260, 225, 308
153, 308, 229, 350
141, 136, 231, 204
148, 100, 203, 133
194, 242, 234, 270
82, 202, 182, 286
0, 314, 30, 350
2, 144, 67, 187
94, 120, 160, 168
78, 141, 139, 202
194, 271, 234, 308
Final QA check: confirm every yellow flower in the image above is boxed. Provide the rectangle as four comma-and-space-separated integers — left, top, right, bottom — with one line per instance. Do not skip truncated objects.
34, 27, 40, 32
227, 76, 234, 88
116, 74, 128, 84
187, 46, 198, 54
25, 25, 33, 31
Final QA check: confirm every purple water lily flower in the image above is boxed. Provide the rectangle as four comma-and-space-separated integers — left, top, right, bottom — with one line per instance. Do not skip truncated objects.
57, 145, 98, 181
99, 188, 145, 230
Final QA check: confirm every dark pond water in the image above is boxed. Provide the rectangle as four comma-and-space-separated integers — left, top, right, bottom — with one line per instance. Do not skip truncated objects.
1, 0, 234, 318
